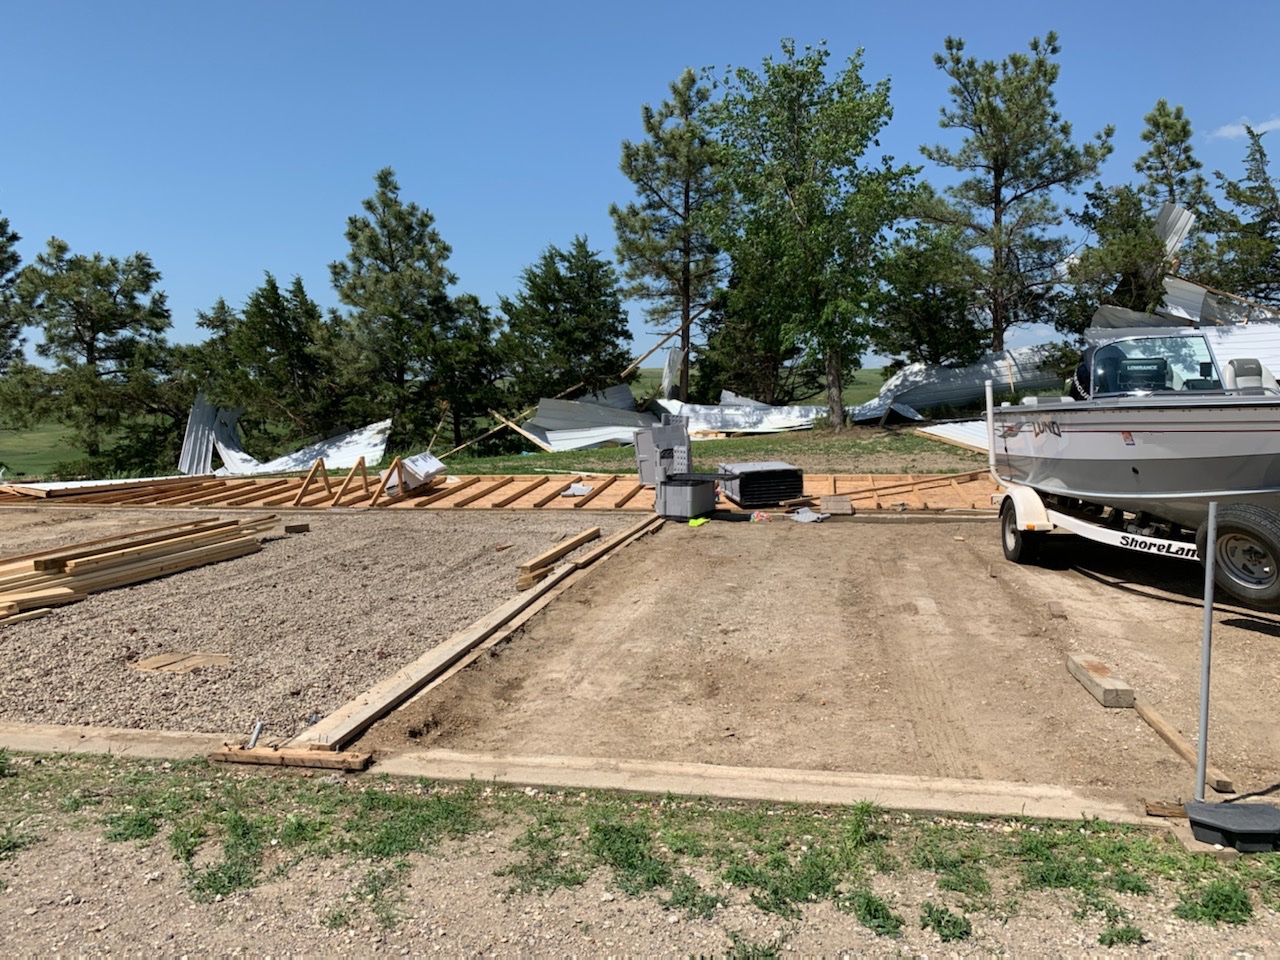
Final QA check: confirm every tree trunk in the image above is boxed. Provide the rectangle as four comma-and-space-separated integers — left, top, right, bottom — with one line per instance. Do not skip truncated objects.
825, 348, 845, 432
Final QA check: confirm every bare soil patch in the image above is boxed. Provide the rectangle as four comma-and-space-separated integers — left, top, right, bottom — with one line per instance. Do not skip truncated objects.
0, 507, 636, 737
363, 517, 1280, 808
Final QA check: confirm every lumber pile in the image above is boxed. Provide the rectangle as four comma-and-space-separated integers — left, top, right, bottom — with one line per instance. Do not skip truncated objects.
0, 516, 277, 625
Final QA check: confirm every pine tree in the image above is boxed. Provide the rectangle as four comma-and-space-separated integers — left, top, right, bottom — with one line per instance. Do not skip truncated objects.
0, 211, 21, 373
1211, 128, 1280, 305
610, 68, 724, 400
921, 32, 1113, 351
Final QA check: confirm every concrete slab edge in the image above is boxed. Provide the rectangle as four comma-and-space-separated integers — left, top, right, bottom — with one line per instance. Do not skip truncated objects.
376, 749, 1148, 825
0, 721, 231, 760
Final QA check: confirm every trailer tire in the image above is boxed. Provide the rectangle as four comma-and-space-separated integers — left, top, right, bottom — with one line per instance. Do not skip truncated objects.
1001, 497, 1043, 564
1196, 504, 1280, 608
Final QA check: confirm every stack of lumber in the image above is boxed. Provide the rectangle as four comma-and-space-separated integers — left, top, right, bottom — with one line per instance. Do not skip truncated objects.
0, 516, 277, 625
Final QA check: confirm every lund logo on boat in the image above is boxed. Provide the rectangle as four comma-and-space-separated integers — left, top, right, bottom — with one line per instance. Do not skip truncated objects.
998, 420, 1061, 439
1119, 534, 1198, 559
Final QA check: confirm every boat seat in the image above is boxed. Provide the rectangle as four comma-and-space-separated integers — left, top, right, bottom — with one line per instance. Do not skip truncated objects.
1223, 358, 1280, 391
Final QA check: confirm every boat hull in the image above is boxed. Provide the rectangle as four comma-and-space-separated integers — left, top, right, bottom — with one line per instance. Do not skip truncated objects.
991, 395, 1280, 528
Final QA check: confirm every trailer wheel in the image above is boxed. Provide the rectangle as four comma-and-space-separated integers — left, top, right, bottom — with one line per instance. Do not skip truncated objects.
1196, 504, 1280, 607
1001, 497, 1043, 564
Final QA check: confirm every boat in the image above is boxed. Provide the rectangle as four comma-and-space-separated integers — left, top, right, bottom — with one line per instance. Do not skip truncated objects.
987, 330, 1280, 606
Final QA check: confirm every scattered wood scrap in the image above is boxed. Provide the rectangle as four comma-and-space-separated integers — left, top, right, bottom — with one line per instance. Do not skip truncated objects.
0, 516, 277, 620
1135, 698, 1235, 793
517, 527, 601, 578
209, 745, 372, 771
1144, 799, 1189, 819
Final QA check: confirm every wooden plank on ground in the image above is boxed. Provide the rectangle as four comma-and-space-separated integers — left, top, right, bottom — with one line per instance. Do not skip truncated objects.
518, 527, 601, 574
1066, 653, 1135, 708
208, 746, 372, 771
0, 519, 228, 572
290, 565, 577, 750
0, 607, 53, 626
532, 477, 582, 509
453, 476, 515, 508
31, 521, 242, 571
63, 525, 260, 574
490, 476, 549, 508
612, 482, 644, 508
413, 475, 482, 506
571, 475, 617, 508
1135, 699, 1234, 793
570, 515, 660, 569
69, 539, 261, 595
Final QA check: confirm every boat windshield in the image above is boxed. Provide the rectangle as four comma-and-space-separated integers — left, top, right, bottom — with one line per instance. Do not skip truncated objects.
1081, 335, 1222, 396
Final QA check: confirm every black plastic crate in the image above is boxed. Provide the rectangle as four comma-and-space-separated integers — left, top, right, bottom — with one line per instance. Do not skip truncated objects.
718, 461, 804, 508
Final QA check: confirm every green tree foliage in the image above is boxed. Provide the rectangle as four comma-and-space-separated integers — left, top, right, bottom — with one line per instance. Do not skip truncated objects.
191, 274, 345, 458
420, 292, 503, 450
1134, 99, 1211, 210
692, 282, 824, 405
497, 236, 633, 409
610, 68, 724, 401
921, 32, 1113, 351
0, 212, 21, 373
1209, 128, 1280, 305
11, 238, 171, 463
329, 167, 460, 443
871, 223, 986, 369
1062, 184, 1168, 337
705, 39, 916, 428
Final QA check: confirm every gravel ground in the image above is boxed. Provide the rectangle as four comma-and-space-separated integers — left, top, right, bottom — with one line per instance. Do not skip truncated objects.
0, 507, 636, 739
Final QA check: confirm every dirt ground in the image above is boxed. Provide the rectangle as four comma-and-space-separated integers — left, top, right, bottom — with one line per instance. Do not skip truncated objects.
362, 515, 1280, 809
8, 499, 1280, 953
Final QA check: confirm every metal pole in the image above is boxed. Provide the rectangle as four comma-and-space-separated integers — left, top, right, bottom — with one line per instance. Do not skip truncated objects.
1195, 501, 1218, 803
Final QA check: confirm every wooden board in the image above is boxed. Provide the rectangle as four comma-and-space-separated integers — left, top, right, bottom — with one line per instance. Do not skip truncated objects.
1135, 699, 1234, 793
208, 746, 371, 770
134, 652, 230, 673
290, 565, 577, 750
517, 527, 601, 574
1066, 653, 1135, 709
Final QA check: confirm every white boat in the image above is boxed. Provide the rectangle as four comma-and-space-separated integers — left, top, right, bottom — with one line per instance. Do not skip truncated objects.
988, 331, 1280, 606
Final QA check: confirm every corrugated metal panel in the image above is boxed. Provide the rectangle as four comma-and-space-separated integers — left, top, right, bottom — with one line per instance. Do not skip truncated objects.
521, 424, 644, 452
1156, 202, 1196, 256
1159, 277, 1207, 323
917, 420, 991, 454
578, 384, 637, 410
178, 391, 217, 475
879, 345, 1061, 409
527, 398, 657, 432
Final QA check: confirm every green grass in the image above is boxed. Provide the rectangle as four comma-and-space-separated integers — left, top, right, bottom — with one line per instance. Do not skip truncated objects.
4, 754, 1280, 942
0, 422, 83, 479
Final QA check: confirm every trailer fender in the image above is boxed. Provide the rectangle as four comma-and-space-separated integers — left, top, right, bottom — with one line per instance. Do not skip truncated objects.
1000, 485, 1053, 532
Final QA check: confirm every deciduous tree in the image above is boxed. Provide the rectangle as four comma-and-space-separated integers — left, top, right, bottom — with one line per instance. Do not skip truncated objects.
705, 39, 916, 428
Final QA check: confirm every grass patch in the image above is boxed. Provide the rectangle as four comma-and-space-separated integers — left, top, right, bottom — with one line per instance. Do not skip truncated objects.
837, 887, 905, 937
587, 817, 672, 893
920, 900, 973, 941
3, 754, 1280, 946
499, 808, 588, 893
1174, 877, 1254, 925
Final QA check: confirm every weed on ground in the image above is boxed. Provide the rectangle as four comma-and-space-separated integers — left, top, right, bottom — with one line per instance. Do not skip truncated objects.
2, 753, 1280, 945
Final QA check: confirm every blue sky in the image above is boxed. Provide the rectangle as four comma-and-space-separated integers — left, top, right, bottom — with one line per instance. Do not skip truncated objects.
3, 0, 1277, 359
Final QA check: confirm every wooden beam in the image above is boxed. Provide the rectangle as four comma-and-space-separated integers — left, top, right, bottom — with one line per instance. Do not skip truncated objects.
291, 458, 331, 507
571, 475, 617, 508
1135, 699, 1234, 793
570, 515, 660, 569
208, 746, 371, 771
329, 457, 368, 507
413, 475, 482, 506
368, 457, 403, 508
612, 482, 645, 508
453, 476, 515, 508
1066, 653, 1135, 709
2, 519, 228, 572
28, 520, 242, 572
289, 565, 577, 750
489, 409, 554, 453
517, 527, 601, 575
532, 477, 582, 509
490, 476, 549, 508
62, 525, 262, 574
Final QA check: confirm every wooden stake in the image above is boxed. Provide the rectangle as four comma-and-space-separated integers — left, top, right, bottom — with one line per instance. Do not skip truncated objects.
368, 456, 401, 508
489, 409, 554, 453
